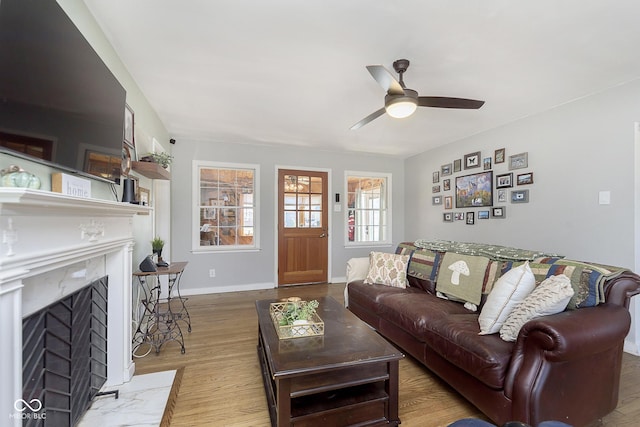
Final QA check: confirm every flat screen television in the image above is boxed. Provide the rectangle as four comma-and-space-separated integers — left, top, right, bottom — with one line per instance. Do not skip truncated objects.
0, 0, 127, 183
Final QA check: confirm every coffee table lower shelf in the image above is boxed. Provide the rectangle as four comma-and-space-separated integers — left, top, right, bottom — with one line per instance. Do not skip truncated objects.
258, 333, 399, 427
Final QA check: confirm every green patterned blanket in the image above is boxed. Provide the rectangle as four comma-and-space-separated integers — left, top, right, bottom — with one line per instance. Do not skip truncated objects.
402, 240, 630, 308
413, 239, 562, 261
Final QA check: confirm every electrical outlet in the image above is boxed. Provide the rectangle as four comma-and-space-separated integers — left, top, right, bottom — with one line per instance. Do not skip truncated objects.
209, 269, 216, 278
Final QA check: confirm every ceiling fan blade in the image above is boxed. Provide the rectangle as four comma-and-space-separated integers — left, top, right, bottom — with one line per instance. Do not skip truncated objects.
366, 65, 405, 95
418, 96, 485, 109
350, 108, 386, 130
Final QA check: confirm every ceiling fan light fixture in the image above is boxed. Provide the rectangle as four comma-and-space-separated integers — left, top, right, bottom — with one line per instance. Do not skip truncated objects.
385, 96, 418, 118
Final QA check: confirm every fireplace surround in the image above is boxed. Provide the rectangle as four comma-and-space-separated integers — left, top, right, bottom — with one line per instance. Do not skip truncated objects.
0, 188, 147, 426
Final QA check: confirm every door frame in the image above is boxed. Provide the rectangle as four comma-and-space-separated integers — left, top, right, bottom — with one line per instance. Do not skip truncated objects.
274, 165, 332, 287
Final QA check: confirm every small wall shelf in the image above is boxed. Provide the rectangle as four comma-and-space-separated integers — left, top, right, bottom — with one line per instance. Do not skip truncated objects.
132, 161, 170, 180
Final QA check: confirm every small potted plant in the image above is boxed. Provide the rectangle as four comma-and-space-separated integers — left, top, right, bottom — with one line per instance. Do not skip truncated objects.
151, 236, 164, 260
279, 299, 320, 336
140, 152, 173, 169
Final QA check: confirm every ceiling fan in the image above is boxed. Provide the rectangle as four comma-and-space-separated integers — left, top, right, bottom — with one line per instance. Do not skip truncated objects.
351, 59, 485, 130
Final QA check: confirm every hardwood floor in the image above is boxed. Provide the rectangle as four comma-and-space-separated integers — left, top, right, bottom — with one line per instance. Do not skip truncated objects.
134, 283, 640, 427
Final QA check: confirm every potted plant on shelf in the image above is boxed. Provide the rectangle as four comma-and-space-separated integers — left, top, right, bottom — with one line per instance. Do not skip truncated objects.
140, 151, 173, 169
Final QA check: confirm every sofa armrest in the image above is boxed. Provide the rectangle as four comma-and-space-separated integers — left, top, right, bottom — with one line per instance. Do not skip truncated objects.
505, 304, 631, 425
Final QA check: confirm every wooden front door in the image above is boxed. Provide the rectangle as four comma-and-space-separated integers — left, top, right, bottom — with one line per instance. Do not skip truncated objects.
278, 169, 328, 286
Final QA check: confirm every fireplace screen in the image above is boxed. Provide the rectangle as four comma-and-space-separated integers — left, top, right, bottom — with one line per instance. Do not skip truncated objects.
22, 276, 108, 426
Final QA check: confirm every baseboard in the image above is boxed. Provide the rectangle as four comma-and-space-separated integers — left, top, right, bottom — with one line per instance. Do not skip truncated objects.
179, 282, 275, 296
624, 338, 640, 356
331, 276, 347, 283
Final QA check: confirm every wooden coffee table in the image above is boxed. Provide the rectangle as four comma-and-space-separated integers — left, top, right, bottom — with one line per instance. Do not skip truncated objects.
256, 296, 403, 427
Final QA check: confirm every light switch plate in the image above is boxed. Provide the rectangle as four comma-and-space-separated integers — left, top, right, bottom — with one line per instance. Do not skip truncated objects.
599, 191, 611, 205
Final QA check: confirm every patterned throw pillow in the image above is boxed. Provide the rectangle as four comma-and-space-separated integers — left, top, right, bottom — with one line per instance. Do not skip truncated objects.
499, 274, 574, 342
435, 252, 491, 308
478, 262, 536, 335
364, 252, 410, 288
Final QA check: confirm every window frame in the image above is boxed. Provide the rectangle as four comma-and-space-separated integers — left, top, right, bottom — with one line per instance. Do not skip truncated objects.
344, 171, 392, 247
192, 160, 260, 253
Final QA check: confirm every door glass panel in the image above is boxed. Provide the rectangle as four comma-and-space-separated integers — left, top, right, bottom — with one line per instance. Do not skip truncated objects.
310, 194, 322, 211
297, 194, 310, 208
284, 211, 296, 228
310, 176, 322, 193
284, 193, 297, 210
310, 212, 321, 228
297, 176, 310, 192
299, 211, 310, 228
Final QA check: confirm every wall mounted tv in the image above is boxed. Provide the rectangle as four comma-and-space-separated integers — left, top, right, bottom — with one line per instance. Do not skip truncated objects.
0, 0, 127, 183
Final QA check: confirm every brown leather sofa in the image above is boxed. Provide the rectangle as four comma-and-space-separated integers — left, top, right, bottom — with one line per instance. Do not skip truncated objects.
346, 243, 640, 427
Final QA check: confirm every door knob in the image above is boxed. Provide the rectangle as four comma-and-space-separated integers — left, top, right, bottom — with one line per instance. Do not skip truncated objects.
319, 233, 326, 238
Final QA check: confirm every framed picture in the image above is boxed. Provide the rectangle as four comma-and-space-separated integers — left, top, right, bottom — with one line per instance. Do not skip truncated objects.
455, 171, 493, 208
443, 179, 451, 191
478, 210, 490, 219
483, 157, 492, 170
432, 185, 441, 193
495, 148, 505, 164
511, 189, 529, 203
497, 189, 507, 203
203, 207, 216, 219
137, 186, 150, 207
509, 152, 528, 170
432, 196, 442, 205
441, 163, 452, 176
517, 172, 534, 185
453, 159, 462, 172
124, 104, 135, 150
443, 212, 453, 222
496, 173, 513, 188
433, 171, 440, 183
454, 212, 465, 221
466, 212, 475, 225
444, 196, 453, 209
464, 151, 481, 169
492, 206, 506, 218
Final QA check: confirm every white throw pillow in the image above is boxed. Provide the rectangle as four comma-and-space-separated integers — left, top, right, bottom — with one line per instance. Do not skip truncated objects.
499, 274, 574, 342
478, 262, 536, 335
346, 257, 371, 284
364, 252, 409, 288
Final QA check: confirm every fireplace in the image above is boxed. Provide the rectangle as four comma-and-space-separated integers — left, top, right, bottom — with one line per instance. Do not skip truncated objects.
0, 188, 146, 427
22, 277, 108, 426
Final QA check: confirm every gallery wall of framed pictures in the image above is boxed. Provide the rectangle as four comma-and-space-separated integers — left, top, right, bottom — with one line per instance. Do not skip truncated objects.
431, 147, 534, 224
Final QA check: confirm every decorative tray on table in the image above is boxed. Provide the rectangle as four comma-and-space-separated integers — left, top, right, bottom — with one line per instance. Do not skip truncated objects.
269, 298, 325, 340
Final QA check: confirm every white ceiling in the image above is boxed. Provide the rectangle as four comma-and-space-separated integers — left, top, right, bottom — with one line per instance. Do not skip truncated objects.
83, 0, 640, 158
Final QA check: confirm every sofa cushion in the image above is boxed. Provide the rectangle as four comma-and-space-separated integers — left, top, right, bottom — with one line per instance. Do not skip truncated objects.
436, 253, 491, 308
424, 314, 514, 389
347, 281, 423, 315
364, 251, 410, 288
376, 292, 473, 342
499, 274, 574, 342
478, 262, 536, 335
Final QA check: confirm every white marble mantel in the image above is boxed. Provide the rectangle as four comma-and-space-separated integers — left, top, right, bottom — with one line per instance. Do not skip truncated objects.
0, 188, 148, 426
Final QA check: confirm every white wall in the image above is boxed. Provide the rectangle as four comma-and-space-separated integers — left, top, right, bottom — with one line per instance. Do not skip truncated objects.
405, 78, 640, 353
169, 140, 405, 294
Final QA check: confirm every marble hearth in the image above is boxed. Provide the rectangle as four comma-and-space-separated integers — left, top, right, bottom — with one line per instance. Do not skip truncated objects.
0, 188, 147, 426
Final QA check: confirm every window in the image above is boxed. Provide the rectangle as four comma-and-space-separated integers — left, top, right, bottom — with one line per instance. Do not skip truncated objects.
194, 161, 259, 251
345, 172, 391, 245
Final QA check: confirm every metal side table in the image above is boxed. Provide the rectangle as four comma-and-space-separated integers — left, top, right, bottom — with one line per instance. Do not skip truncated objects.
132, 261, 191, 356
